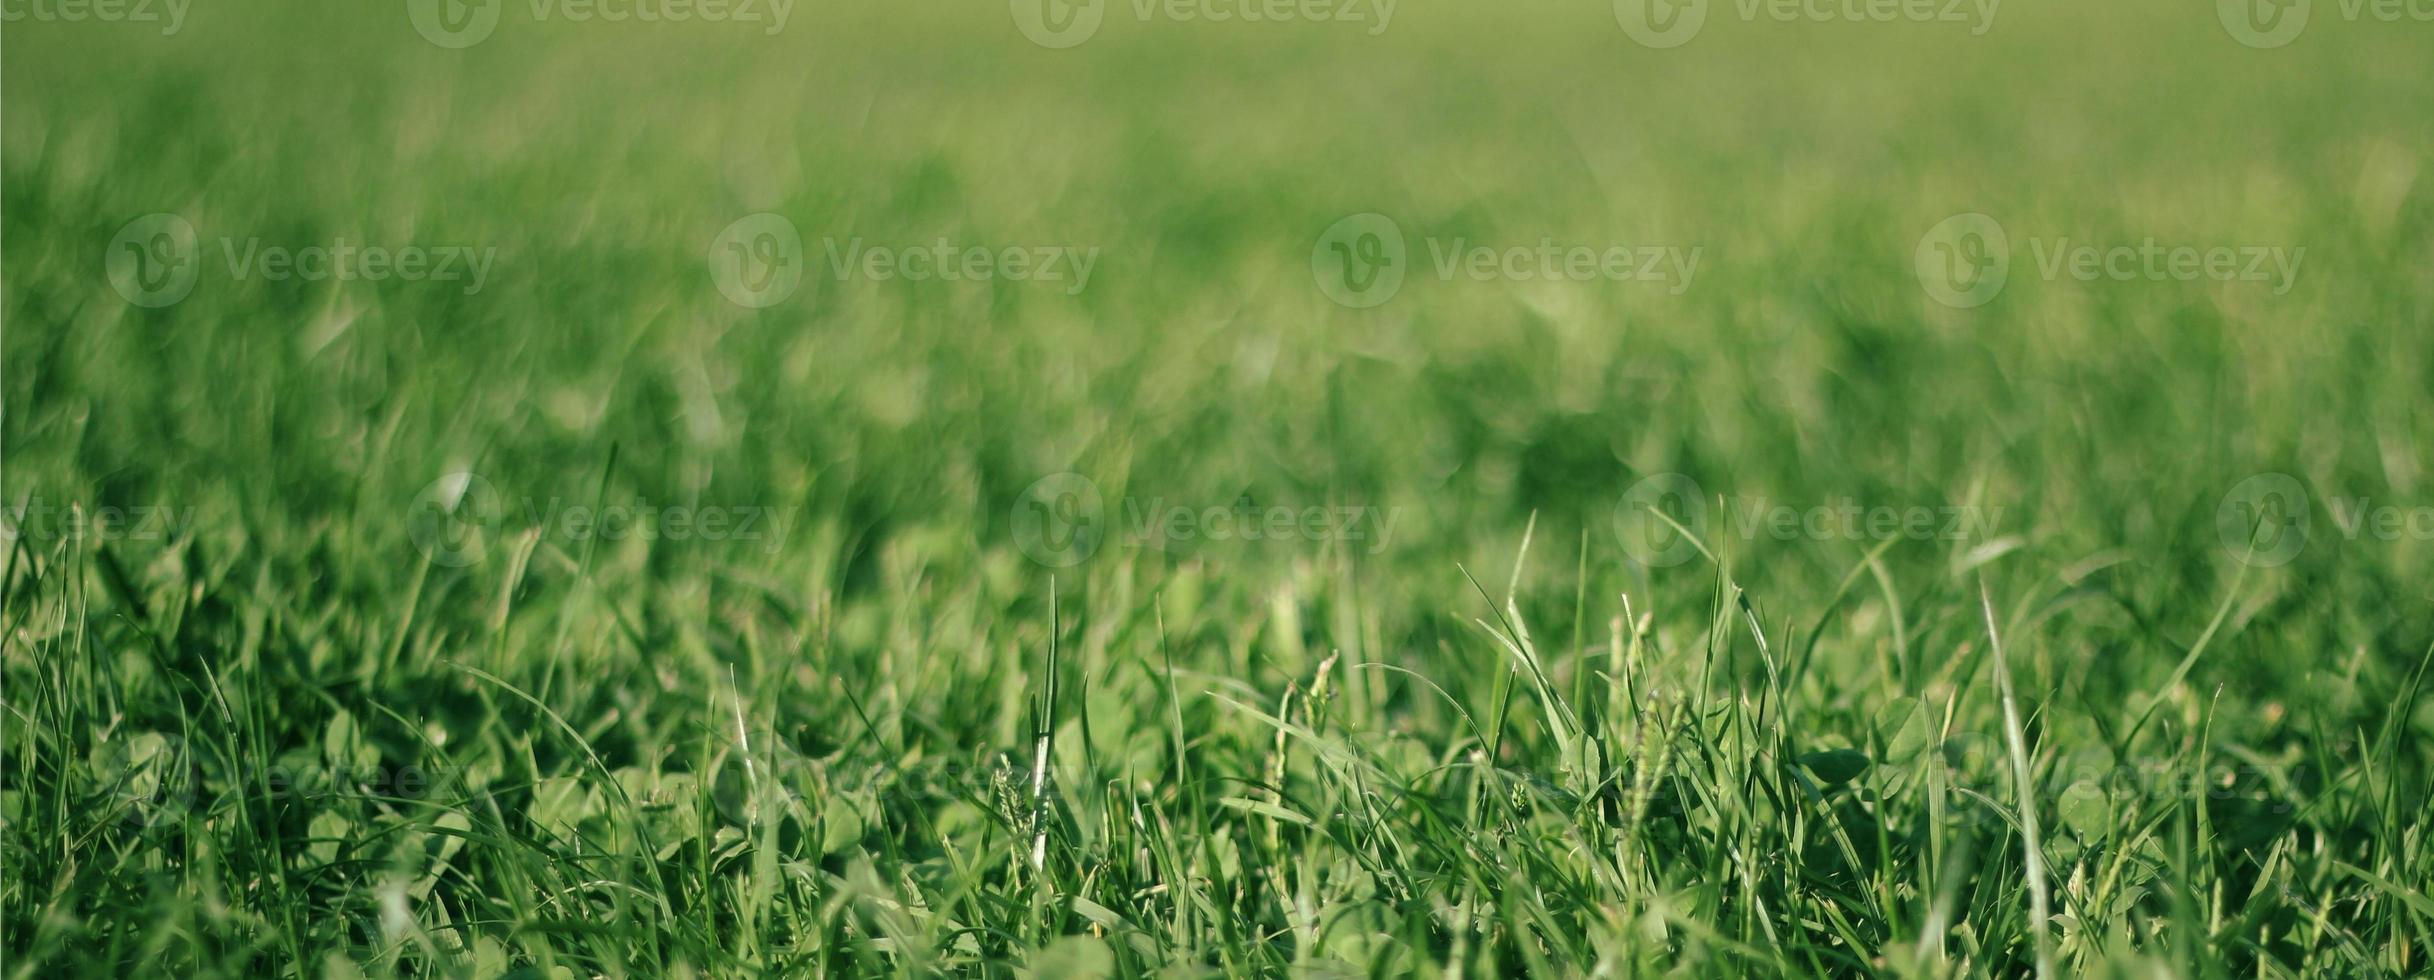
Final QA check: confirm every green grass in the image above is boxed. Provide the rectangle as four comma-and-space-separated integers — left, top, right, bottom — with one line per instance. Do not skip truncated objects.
7, 1, 2434, 975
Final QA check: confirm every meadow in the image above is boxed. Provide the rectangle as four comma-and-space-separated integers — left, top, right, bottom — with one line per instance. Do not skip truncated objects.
5, 0, 2434, 975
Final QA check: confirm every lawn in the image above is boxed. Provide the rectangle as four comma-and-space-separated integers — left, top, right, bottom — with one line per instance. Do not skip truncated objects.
5, 0, 2434, 975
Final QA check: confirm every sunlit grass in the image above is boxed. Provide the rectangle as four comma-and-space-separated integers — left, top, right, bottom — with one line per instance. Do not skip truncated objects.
5, 1, 2434, 976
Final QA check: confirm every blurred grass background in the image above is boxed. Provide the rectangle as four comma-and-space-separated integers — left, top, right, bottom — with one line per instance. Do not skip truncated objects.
6, 0, 2434, 975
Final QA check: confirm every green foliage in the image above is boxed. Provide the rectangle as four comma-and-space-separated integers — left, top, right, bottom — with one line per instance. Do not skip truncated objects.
6, 1, 2434, 976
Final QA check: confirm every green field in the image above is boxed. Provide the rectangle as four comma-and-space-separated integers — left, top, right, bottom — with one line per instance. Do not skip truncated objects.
7, 0, 2434, 975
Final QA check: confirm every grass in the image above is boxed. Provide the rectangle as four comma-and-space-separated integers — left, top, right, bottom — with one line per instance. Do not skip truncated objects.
6, 0, 2434, 975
